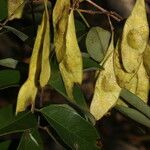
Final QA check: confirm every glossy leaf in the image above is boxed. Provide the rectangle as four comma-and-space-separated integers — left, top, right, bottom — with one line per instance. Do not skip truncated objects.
59, 10, 83, 99
86, 27, 111, 62
115, 105, 150, 128
90, 35, 121, 120
121, 0, 149, 73
41, 104, 100, 150
0, 111, 37, 136
17, 128, 43, 150
53, 0, 70, 62
0, 70, 20, 89
120, 88, 150, 119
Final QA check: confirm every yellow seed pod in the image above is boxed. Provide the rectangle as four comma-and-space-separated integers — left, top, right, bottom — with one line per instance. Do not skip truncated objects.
8, 0, 25, 20
59, 10, 83, 99
136, 62, 149, 103
143, 41, 150, 77
121, 0, 149, 73
53, 0, 70, 62
16, 11, 45, 114
114, 40, 135, 87
39, 1, 51, 88
90, 35, 121, 120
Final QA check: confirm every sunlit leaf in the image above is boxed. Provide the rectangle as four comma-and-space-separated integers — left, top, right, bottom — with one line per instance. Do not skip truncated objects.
41, 104, 101, 150
90, 35, 121, 120
59, 10, 83, 99
86, 27, 111, 62
0, 58, 18, 69
121, 0, 149, 73
53, 0, 70, 62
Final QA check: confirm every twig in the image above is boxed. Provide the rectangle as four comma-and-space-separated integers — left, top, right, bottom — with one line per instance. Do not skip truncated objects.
76, 9, 90, 28
77, 9, 104, 15
85, 0, 123, 21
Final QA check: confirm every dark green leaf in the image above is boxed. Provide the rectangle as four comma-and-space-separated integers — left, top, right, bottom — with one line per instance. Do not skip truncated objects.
82, 53, 103, 70
0, 70, 20, 89
41, 104, 101, 150
4, 26, 28, 42
0, 111, 37, 136
120, 88, 150, 119
86, 27, 111, 62
0, 105, 13, 128
17, 128, 43, 150
0, 0, 7, 21
49, 58, 67, 98
73, 84, 88, 110
0, 140, 11, 150
115, 105, 150, 128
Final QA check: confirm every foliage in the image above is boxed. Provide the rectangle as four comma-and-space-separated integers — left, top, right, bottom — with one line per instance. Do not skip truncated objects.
0, 0, 150, 149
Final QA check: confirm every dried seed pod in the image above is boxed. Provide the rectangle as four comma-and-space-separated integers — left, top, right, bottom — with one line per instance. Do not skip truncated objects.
121, 0, 149, 73
90, 35, 121, 120
59, 10, 83, 99
53, 0, 70, 62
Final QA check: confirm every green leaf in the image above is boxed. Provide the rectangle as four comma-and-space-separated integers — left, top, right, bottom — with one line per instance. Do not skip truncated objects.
0, 111, 37, 136
73, 84, 88, 110
5, 26, 28, 42
0, 70, 20, 89
120, 88, 150, 119
0, 0, 8, 21
40, 104, 101, 150
82, 53, 103, 70
86, 27, 111, 62
0, 141, 11, 150
17, 128, 43, 150
0, 58, 18, 69
115, 105, 150, 128
49, 59, 67, 98
0, 105, 13, 127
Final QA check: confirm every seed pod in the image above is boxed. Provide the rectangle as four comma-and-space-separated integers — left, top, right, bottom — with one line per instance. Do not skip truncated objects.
59, 10, 83, 99
121, 0, 149, 73
16, 14, 45, 114
53, 0, 70, 62
39, 0, 51, 88
90, 35, 121, 120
